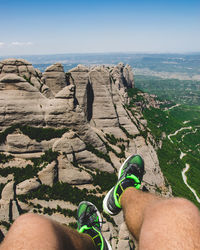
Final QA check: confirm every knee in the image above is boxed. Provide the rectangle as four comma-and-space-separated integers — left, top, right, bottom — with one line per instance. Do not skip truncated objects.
5, 213, 58, 247
140, 198, 200, 249
174, 198, 200, 220
14, 213, 43, 225
172, 197, 195, 207
165, 198, 199, 215
147, 197, 199, 221
2, 214, 65, 249
11, 213, 52, 233
15, 212, 41, 222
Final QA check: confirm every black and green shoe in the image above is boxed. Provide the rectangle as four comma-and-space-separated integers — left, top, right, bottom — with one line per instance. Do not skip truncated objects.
77, 201, 112, 250
103, 154, 144, 216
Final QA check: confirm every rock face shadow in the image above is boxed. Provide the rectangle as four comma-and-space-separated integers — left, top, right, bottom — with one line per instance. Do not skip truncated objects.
86, 81, 94, 122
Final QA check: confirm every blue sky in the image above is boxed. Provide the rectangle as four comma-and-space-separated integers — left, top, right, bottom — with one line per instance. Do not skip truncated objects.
0, 0, 199, 55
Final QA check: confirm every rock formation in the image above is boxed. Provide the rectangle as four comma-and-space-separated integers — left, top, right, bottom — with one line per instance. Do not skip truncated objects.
0, 58, 171, 249
42, 63, 68, 96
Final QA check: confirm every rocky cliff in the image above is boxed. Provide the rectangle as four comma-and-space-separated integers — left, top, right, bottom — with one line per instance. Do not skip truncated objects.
0, 59, 171, 249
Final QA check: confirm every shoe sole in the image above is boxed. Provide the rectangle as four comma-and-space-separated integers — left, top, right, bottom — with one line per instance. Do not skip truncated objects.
103, 154, 137, 216
103, 187, 115, 215
105, 238, 113, 250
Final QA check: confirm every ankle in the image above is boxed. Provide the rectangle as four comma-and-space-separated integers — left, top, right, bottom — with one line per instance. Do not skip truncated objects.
117, 178, 141, 206
80, 227, 104, 250
120, 187, 140, 208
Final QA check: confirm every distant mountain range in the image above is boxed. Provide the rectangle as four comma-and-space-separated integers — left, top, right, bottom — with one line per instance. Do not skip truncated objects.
1, 53, 200, 79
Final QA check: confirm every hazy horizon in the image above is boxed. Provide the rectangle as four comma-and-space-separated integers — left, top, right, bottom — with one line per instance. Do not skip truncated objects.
1, 51, 200, 59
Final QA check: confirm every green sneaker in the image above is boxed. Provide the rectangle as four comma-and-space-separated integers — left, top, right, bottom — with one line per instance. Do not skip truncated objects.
77, 201, 112, 250
103, 154, 144, 215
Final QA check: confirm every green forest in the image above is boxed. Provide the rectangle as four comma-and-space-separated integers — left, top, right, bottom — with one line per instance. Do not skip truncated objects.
135, 75, 200, 105
128, 79, 200, 209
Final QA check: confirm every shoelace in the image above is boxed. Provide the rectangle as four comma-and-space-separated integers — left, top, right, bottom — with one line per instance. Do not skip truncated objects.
124, 163, 143, 181
80, 205, 102, 229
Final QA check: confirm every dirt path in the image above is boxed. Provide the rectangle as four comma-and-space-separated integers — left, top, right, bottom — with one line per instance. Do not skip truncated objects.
168, 125, 200, 203
168, 104, 180, 110
168, 126, 192, 143
182, 163, 200, 203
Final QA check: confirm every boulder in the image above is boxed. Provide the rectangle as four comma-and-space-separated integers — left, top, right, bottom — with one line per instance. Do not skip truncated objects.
6, 134, 43, 153
75, 150, 114, 173
0, 202, 10, 221
45, 63, 64, 72
52, 132, 86, 154
11, 200, 20, 220
16, 178, 41, 195
58, 155, 92, 184
118, 222, 129, 240
1, 181, 15, 201
117, 240, 131, 250
42, 63, 68, 95
38, 161, 57, 186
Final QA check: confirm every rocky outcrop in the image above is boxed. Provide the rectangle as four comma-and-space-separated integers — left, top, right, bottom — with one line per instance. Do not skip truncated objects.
52, 131, 86, 154
16, 178, 41, 195
0, 73, 47, 130
0, 58, 171, 249
38, 161, 57, 186
58, 155, 93, 184
110, 62, 134, 89
89, 67, 118, 129
70, 64, 138, 136
42, 63, 68, 96
0, 58, 52, 97
0, 181, 16, 223
1, 181, 15, 201
5, 134, 43, 153
0, 68, 106, 156
69, 65, 89, 113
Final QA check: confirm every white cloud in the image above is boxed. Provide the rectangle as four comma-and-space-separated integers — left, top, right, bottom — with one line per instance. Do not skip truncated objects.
11, 41, 33, 46
0, 42, 5, 47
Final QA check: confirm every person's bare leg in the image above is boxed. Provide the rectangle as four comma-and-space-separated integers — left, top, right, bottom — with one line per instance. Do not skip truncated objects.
121, 187, 161, 239
0, 213, 96, 250
121, 188, 200, 250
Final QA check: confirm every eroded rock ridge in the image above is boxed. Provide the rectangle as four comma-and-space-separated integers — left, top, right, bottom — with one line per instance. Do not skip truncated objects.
0, 59, 171, 249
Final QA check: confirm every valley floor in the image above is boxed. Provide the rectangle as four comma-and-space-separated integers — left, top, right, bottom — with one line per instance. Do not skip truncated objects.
143, 104, 200, 208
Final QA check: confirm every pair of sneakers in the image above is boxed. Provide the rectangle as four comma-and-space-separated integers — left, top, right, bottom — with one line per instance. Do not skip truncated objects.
77, 154, 144, 250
